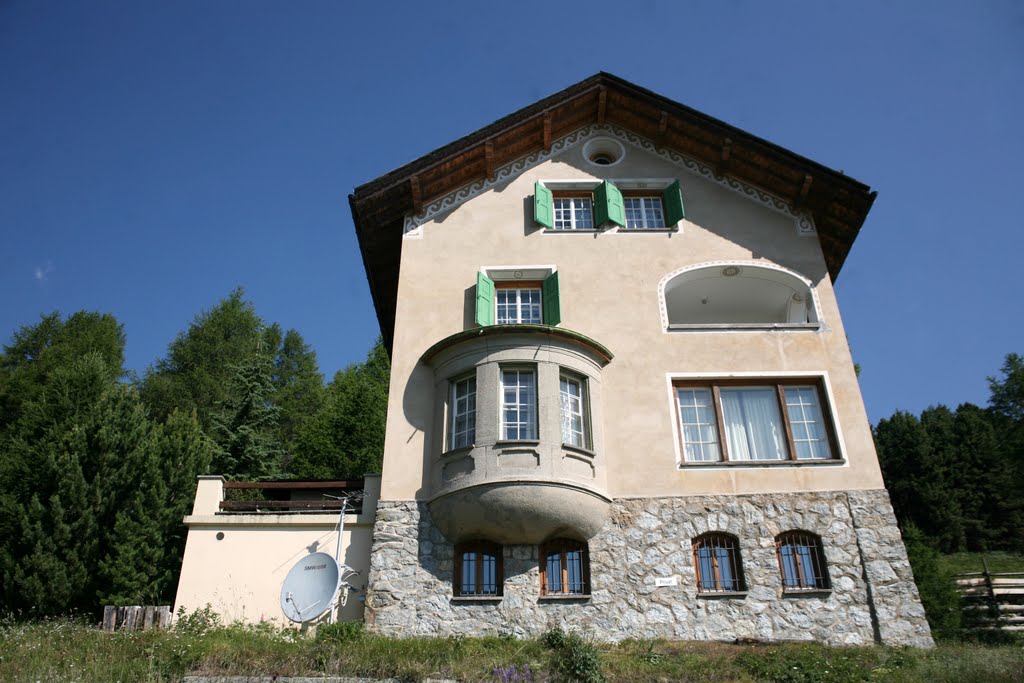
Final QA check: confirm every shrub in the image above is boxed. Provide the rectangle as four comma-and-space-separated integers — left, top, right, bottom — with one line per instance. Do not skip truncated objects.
903, 524, 962, 639
315, 620, 365, 644
174, 605, 221, 635
552, 632, 605, 683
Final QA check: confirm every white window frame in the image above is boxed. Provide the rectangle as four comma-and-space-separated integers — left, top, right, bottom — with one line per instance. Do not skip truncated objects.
665, 372, 848, 468
559, 373, 589, 449
448, 375, 476, 450
495, 286, 543, 325
623, 195, 666, 229
552, 196, 594, 230
500, 368, 537, 441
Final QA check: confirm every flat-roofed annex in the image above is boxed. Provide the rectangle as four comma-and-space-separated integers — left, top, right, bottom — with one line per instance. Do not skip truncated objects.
349, 72, 877, 352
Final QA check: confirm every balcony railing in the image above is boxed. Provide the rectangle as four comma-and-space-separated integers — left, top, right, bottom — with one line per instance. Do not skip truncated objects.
218, 480, 364, 514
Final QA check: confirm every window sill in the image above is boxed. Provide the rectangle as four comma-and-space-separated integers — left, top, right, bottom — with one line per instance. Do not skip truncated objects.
543, 228, 602, 234
440, 445, 474, 459
562, 443, 596, 458
679, 458, 845, 469
615, 227, 679, 233
538, 594, 591, 602
697, 591, 748, 599
451, 595, 503, 603
782, 589, 832, 598
494, 439, 541, 447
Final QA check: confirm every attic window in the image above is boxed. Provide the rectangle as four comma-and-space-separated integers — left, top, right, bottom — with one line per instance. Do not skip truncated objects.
583, 138, 624, 167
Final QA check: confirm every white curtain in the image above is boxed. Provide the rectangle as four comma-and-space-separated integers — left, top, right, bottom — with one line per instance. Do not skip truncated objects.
721, 388, 786, 460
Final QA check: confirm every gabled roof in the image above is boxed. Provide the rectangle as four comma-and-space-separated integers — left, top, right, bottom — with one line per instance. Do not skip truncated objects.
349, 72, 876, 351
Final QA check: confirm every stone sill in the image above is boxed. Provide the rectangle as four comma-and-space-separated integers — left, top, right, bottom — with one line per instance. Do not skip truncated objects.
451, 596, 503, 603
679, 458, 846, 469
614, 227, 679, 233
782, 589, 833, 598
440, 445, 474, 459
697, 591, 749, 599
562, 443, 597, 458
494, 439, 541, 447
538, 595, 591, 602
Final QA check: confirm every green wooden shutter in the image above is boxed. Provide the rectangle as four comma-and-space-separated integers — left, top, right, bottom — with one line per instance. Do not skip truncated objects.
534, 182, 553, 229
542, 271, 561, 326
475, 272, 495, 326
594, 180, 625, 227
663, 180, 686, 225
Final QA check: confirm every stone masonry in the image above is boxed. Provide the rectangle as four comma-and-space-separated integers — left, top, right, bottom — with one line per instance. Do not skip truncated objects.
364, 489, 933, 647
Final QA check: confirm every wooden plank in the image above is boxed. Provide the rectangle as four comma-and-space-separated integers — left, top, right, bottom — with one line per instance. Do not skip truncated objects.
484, 140, 495, 180
543, 112, 552, 151
143, 606, 155, 630
157, 606, 173, 629
218, 500, 362, 512
102, 606, 117, 632
597, 87, 607, 124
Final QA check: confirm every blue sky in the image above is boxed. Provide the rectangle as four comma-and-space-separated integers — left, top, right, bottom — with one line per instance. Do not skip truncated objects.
2, 1, 1021, 423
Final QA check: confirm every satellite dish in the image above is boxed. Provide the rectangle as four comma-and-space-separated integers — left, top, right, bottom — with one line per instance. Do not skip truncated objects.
280, 552, 342, 623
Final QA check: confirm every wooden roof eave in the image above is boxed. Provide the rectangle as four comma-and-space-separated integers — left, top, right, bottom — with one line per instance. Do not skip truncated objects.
349, 73, 877, 353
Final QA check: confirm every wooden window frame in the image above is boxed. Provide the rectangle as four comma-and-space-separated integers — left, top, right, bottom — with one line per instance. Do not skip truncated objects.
775, 531, 831, 592
673, 378, 840, 465
539, 539, 590, 596
692, 533, 746, 593
454, 541, 503, 597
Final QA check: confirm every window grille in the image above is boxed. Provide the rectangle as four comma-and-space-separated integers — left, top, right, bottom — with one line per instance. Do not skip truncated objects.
455, 542, 502, 596
692, 534, 746, 593
775, 531, 830, 591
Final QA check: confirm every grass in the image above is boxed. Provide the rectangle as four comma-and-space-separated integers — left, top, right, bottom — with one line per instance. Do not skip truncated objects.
1, 618, 1022, 683
940, 551, 1024, 575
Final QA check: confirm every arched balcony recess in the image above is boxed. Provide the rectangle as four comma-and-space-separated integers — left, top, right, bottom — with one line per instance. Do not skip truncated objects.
420, 325, 612, 545
660, 263, 820, 330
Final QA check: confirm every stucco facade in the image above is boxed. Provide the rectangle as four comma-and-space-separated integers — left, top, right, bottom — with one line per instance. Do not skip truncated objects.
174, 476, 379, 625
351, 75, 933, 646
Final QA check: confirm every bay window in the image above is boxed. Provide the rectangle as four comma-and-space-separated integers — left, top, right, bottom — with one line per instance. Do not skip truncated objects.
449, 376, 476, 450
501, 368, 537, 440
560, 374, 589, 449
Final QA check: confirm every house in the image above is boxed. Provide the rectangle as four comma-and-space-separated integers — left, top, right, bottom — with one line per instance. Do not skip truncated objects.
348, 73, 933, 647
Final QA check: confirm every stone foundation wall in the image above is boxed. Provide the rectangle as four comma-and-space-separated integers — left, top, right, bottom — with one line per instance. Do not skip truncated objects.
365, 489, 933, 647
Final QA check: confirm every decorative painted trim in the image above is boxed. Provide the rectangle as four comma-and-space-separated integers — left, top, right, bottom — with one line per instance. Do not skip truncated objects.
402, 124, 817, 237
656, 260, 824, 331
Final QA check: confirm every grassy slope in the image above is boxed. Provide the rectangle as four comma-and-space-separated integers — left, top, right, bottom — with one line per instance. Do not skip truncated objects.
940, 552, 1024, 575
1, 620, 1023, 683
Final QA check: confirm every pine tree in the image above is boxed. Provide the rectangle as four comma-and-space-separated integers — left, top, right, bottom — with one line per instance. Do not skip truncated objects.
209, 353, 284, 479
288, 338, 388, 480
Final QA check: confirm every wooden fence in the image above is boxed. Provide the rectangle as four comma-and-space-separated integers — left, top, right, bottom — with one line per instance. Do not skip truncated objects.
101, 605, 173, 631
955, 564, 1024, 632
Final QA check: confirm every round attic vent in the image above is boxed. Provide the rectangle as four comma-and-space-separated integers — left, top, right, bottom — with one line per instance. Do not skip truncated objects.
583, 137, 624, 167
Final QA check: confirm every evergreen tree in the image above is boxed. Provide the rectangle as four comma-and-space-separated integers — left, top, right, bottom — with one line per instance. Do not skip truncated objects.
140, 289, 263, 430
264, 324, 325, 458
209, 353, 284, 479
289, 338, 389, 479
